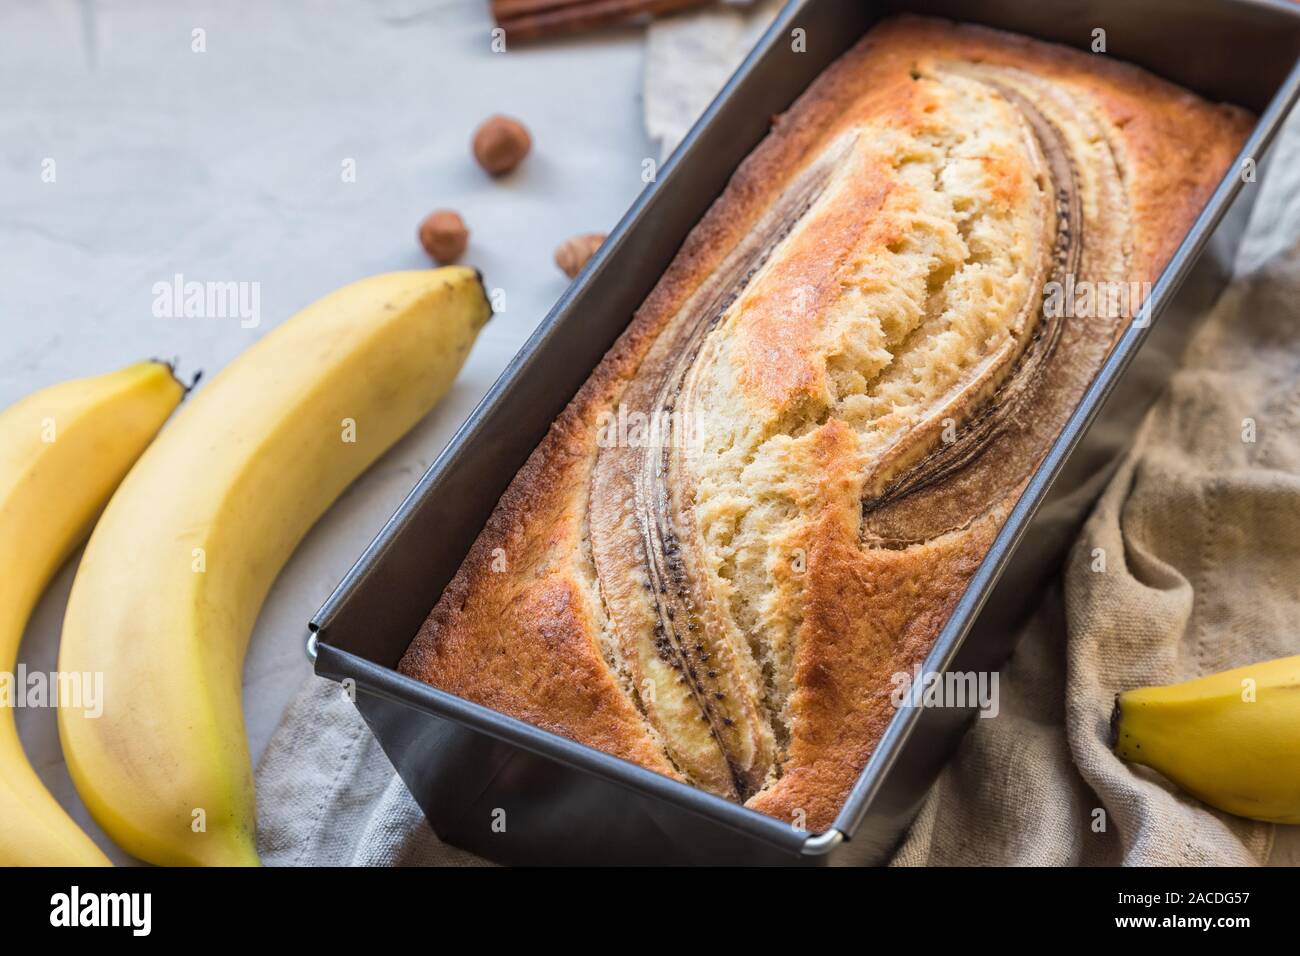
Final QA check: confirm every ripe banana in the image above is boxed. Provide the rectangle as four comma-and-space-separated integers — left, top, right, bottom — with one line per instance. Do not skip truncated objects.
60, 267, 490, 866
1114, 655, 1300, 824
1, 361, 184, 866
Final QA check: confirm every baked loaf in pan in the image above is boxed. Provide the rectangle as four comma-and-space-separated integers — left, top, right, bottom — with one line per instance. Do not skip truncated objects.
400, 16, 1252, 830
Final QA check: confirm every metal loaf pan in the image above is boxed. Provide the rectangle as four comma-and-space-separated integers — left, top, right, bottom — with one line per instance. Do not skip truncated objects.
309, 0, 1300, 865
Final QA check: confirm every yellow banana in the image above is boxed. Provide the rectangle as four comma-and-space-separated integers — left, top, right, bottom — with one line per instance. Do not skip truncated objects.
60, 268, 490, 866
1, 361, 184, 866
1114, 654, 1300, 824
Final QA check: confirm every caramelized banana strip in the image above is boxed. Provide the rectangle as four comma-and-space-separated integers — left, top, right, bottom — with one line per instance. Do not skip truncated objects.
589, 139, 854, 797
862, 80, 1086, 548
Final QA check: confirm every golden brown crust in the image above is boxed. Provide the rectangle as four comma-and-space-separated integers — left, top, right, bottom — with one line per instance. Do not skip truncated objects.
400, 15, 1252, 831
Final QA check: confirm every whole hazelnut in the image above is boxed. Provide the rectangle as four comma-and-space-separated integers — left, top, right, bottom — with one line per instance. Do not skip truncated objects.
418, 209, 468, 264
472, 115, 531, 176
555, 232, 606, 279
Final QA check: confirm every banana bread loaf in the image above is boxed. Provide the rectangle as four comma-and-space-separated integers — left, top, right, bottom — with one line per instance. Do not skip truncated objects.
400, 15, 1252, 831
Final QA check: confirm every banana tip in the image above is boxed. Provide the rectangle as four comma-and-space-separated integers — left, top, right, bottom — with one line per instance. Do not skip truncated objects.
150, 357, 203, 395
473, 267, 493, 319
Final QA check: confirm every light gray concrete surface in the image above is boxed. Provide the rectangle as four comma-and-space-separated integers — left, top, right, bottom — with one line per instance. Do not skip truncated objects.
1, 0, 652, 863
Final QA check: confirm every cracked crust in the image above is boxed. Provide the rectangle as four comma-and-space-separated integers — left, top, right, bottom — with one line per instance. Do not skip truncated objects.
399, 16, 1252, 831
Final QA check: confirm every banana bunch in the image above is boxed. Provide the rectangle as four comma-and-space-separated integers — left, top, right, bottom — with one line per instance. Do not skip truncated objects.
58, 267, 489, 865
0, 361, 185, 865
2, 267, 486, 867
1114, 654, 1300, 824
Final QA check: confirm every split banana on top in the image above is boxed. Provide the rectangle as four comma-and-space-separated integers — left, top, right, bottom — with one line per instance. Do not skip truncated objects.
0, 361, 185, 866
59, 267, 490, 866
1114, 654, 1300, 824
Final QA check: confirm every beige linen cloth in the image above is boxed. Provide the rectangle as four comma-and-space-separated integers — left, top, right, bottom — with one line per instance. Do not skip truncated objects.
256, 9, 1300, 865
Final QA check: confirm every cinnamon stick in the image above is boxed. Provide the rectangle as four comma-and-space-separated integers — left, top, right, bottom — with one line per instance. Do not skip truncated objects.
492, 0, 715, 43
493, 0, 602, 18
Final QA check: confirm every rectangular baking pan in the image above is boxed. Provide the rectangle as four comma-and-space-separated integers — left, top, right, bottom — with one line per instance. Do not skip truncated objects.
308, 0, 1300, 865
